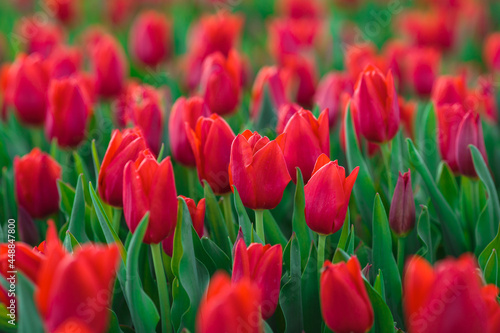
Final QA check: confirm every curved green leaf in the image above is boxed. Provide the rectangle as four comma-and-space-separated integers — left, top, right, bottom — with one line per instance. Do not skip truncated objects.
292, 168, 312, 270
68, 174, 89, 243
203, 181, 231, 256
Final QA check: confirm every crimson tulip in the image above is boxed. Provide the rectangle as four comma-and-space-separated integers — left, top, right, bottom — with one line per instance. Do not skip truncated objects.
314, 71, 353, 128
14, 148, 61, 219
352, 65, 400, 143
304, 154, 358, 235
276, 102, 300, 134
196, 272, 263, 333
282, 55, 317, 108
0, 242, 43, 283
129, 10, 172, 67
431, 75, 467, 107
186, 114, 235, 195
44, 0, 79, 25
344, 43, 380, 82
199, 50, 241, 116
169, 96, 210, 166
106, 0, 134, 26
482, 285, 500, 333
389, 170, 415, 236
320, 257, 374, 333
250, 66, 287, 121
45, 76, 91, 148
382, 40, 409, 90
405, 47, 440, 97
435, 103, 467, 172
229, 130, 291, 210
98, 128, 147, 207
455, 111, 487, 177
484, 32, 500, 72
232, 239, 283, 319
282, 108, 329, 183
46, 46, 82, 79
15, 18, 64, 59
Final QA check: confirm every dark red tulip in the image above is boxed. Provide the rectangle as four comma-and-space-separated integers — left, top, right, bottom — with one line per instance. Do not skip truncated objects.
282, 55, 317, 108
276, 102, 300, 134
15, 18, 64, 58
304, 154, 358, 235
168, 96, 210, 167
123, 150, 178, 244
0, 241, 43, 283
232, 239, 283, 319
475, 76, 498, 123
431, 75, 467, 108
186, 114, 235, 195
389, 170, 415, 236
129, 10, 172, 67
45, 76, 91, 148
0, 64, 9, 121
250, 66, 287, 122
314, 71, 353, 128
98, 128, 147, 207
455, 111, 487, 177
405, 47, 440, 97
106, 0, 135, 25
382, 40, 410, 90
46, 46, 81, 79
196, 272, 263, 333
344, 43, 380, 82
435, 103, 467, 172
44, 0, 79, 24
352, 65, 400, 143
14, 148, 61, 219
229, 130, 291, 210
321, 257, 374, 333
484, 32, 500, 72
277, 0, 322, 20
199, 50, 241, 116
282, 108, 329, 183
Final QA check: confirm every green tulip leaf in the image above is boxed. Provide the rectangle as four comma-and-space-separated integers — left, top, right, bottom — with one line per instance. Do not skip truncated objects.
232, 185, 253, 245
484, 249, 498, 286
17, 273, 44, 333
263, 210, 287, 247
301, 243, 322, 333
67, 174, 89, 243
416, 205, 435, 264
292, 168, 313, 270
203, 181, 231, 256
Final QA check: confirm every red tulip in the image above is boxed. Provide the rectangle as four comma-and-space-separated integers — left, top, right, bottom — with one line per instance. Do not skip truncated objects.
45, 76, 91, 148
229, 130, 291, 210
98, 128, 147, 207
46, 46, 82, 79
435, 103, 467, 172
314, 71, 353, 128
455, 111, 487, 177
352, 65, 400, 143
0, 242, 43, 283
431, 75, 467, 107
250, 66, 287, 122
281, 55, 317, 108
382, 40, 410, 90
320, 257, 374, 333
277, 0, 322, 20
44, 0, 79, 24
168, 96, 210, 167
106, 0, 135, 25
475, 76, 498, 123
199, 50, 241, 116
484, 32, 500, 72
399, 97, 417, 139
404, 255, 489, 333
304, 154, 358, 235
482, 285, 500, 333
129, 10, 172, 67
15, 18, 64, 58
123, 150, 178, 244
276, 102, 300, 134
0, 64, 10, 121
14, 148, 61, 219
344, 43, 380, 82
89, 34, 128, 98
35, 221, 119, 333
196, 272, 263, 333
232, 239, 283, 319
282, 108, 329, 183
162, 196, 205, 256
389, 170, 415, 236
186, 114, 235, 195
405, 47, 441, 97
7, 53, 50, 126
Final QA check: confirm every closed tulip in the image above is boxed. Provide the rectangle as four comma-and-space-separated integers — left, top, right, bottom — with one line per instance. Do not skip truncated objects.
199, 50, 241, 116
16, 18, 64, 59
98, 128, 147, 207
484, 32, 500, 72
123, 150, 178, 244
129, 10, 172, 67
106, 0, 134, 26
435, 103, 467, 172
282, 108, 329, 183
229, 130, 291, 210
344, 43, 380, 82
250, 66, 287, 122
45, 76, 91, 148
352, 65, 400, 143
455, 111, 487, 177
431, 75, 467, 107
404, 255, 490, 333
186, 114, 235, 195
14, 148, 61, 219
320, 257, 374, 333
46, 46, 82, 79
405, 47, 440, 97
276, 102, 300, 134
44, 0, 79, 25
232, 239, 283, 319
389, 170, 415, 236
35, 221, 119, 333
196, 272, 263, 333
282, 55, 317, 108
304, 154, 358, 235
314, 71, 353, 128
169, 96, 210, 166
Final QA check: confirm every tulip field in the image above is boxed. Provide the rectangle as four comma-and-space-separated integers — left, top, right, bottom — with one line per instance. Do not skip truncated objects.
2, 0, 500, 332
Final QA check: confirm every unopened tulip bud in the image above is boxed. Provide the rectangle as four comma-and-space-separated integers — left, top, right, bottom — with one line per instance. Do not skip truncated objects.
389, 170, 415, 237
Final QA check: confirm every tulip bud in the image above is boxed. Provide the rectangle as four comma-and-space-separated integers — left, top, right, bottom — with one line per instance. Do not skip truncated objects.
344, 43, 379, 82
321, 257, 374, 333
46, 46, 81, 79
162, 196, 205, 256
389, 170, 415, 237
129, 10, 172, 67
186, 114, 235, 195
314, 71, 354, 128
304, 154, 358, 235
455, 111, 487, 177
404, 255, 489, 333
199, 50, 241, 116
229, 130, 291, 210
196, 272, 263, 333
232, 239, 283, 319
168, 96, 211, 167
352, 65, 400, 143
98, 128, 147, 207
431, 75, 467, 107
15, 18, 64, 59
435, 103, 468, 172
282, 108, 329, 183
276, 102, 300, 134
484, 32, 500, 72
14, 148, 61, 219
8, 54, 50, 126
123, 150, 178, 244
250, 66, 287, 122
45, 76, 91, 148
282, 55, 317, 108
405, 47, 440, 97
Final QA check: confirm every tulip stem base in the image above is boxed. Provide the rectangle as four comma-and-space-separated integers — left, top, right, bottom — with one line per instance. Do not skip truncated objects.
317, 234, 327, 274
255, 210, 265, 243
397, 237, 406, 275
151, 243, 172, 333
222, 193, 236, 241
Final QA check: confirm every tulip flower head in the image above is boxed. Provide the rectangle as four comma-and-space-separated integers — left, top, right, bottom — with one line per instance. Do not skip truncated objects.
314, 71, 354, 128
455, 111, 487, 177
250, 66, 287, 122
389, 170, 415, 237
484, 32, 500, 72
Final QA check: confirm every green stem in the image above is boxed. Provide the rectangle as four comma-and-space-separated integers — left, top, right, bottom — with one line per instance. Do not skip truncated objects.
255, 210, 265, 243
112, 208, 122, 233
381, 142, 393, 198
317, 234, 327, 274
397, 237, 406, 275
222, 193, 236, 241
187, 167, 197, 200
151, 243, 172, 333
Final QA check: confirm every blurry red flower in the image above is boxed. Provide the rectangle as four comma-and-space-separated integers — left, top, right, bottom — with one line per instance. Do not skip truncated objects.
455, 111, 487, 177
405, 47, 441, 97
46, 46, 82, 79
250, 66, 287, 122
389, 170, 415, 236
484, 32, 500, 72
15, 18, 64, 58
276, 102, 300, 134
44, 0, 79, 25
314, 71, 353, 128
281, 55, 317, 108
